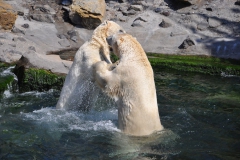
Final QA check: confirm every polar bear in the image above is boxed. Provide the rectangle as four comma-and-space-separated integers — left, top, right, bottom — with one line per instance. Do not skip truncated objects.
93, 33, 164, 136
56, 21, 125, 111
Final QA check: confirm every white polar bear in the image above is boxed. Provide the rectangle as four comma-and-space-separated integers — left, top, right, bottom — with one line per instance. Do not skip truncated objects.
56, 21, 125, 111
94, 33, 164, 136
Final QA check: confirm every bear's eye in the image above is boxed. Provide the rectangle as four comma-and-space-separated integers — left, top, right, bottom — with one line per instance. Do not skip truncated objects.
119, 29, 124, 33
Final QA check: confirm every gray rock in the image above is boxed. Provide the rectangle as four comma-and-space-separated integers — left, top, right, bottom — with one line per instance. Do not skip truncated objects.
17, 51, 72, 75
62, 0, 72, 6
0, 49, 22, 63
9, 44, 16, 47
43, 5, 56, 15
31, 14, 55, 23
0, 41, 3, 45
58, 39, 71, 47
197, 21, 209, 31
21, 23, 29, 28
57, 34, 67, 39
192, 5, 198, 10
33, 5, 56, 15
119, 15, 128, 22
17, 11, 24, 16
12, 26, 25, 34
160, 2, 168, 6
159, 19, 171, 28
122, 9, 137, 16
62, 6, 71, 12
29, 46, 36, 52
134, 17, 147, 22
155, 8, 163, 13
208, 17, 222, 28
0, 34, 7, 39
70, 36, 78, 42
18, 37, 26, 42
130, 5, 143, 12
161, 11, 170, 16
131, 20, 144, 27
235, 0, 240, 5
178, 37, 195, 49
67, 30, 78, 42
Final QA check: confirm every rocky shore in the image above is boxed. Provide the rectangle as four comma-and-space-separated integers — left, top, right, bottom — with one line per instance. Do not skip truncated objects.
0, 0, 240, 76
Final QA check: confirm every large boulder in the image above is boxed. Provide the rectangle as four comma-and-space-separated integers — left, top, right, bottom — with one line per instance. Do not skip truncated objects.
0, 0, 17, 30
69, 0, 106, 29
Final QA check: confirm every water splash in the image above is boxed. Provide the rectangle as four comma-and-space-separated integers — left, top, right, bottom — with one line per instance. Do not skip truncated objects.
21, 107, 119, 133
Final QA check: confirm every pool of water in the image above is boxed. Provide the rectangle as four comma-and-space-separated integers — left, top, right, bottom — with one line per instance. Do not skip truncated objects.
0, 67, 240, 160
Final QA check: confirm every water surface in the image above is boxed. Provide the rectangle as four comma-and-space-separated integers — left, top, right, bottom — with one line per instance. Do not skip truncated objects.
0, 67, 239, 159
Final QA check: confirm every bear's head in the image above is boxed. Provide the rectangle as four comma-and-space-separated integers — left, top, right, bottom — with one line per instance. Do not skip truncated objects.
92, 21, 125, 63
106, 33, 138, 58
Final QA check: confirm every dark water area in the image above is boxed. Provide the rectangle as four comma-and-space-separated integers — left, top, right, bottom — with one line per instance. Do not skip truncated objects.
0, 67, 240, 160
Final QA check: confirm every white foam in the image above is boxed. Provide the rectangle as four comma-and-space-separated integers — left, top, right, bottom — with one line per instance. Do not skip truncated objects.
21, 107, 119, 132
3, 87, 12, 98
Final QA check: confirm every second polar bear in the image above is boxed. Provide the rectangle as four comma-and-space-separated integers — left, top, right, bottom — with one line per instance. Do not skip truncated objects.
94, 33, 164, 136
56, 21, 124, 111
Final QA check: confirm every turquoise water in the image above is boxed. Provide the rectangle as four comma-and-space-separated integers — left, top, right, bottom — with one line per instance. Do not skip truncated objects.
0, 67, 239, 159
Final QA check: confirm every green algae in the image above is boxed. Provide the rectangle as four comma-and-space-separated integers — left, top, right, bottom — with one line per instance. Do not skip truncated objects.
147, 53, 240, 76
14, 68, 65, 92
0, 75, 14, 92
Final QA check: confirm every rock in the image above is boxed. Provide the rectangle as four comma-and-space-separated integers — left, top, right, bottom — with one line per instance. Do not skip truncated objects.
118, 15, 128, 22
235, 0, 240, 5
134, 17, 147, 22
31, 14, 55, 23
17, 11, 24, 16
0, 1, 17, 30
197, 21, 209, 31
28, 46, 36, 52
62, 0, 72, 6
159, 19, 171, 28
161, 11, 170, 16
160, 2, 168, 6
192, 5, 198, 10
131, 20, 144, 27
62, 6, 71, 12
0, 41, 3, 45
17, 37, 26, 42
12, 26, 25, 34
0, 49, 22, 63
9, 43, 16, 47
58, 39, 71, 47
208, 17, 222, 28
15, 51, 72, 75
67, 30, 78, 42
21, 23, 29, 28
33, 5, 56, 15
206, 7, 213, 12
69, 0, 106, 29
129, 5, 143, 12
155, 8, 163, 13
57, 34, 67, 39
178, 37, 195, 49
122, 9, 137, 16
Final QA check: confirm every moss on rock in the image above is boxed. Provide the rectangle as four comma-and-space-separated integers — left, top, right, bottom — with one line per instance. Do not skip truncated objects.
14, 67, 65, 92
0, 75, 14, 92
148, 53, 240, 76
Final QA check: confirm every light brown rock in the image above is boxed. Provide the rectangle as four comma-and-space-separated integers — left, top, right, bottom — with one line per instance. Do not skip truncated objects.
69, 0, 106, 29
0, 0, 17, 30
